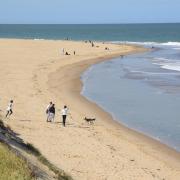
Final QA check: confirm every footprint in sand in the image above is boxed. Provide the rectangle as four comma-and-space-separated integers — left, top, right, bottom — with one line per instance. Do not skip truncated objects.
107, 144, 116, 151
130, 159, 135, 162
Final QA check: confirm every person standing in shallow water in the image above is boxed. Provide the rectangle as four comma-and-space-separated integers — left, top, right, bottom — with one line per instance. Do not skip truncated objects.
61, 105, 68, 127
5, 100, 13, 118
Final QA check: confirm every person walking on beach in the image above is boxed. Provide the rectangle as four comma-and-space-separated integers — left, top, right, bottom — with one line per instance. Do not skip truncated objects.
61, 48, 65, 55
61, 105, 68, 127
48, 104, 55, 122
46, 102, 52, 122
5, 100, 13, 118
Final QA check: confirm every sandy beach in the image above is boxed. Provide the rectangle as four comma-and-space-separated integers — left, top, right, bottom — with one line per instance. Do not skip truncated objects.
0, 39, 180, 180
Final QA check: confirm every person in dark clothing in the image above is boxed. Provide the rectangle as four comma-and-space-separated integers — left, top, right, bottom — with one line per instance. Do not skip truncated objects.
48, 104, 55, 122
65, 52, 70, 55
46, 101, 52, 122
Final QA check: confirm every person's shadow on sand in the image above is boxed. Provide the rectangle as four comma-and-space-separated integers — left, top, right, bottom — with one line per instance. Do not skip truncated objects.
54, 122, 90, 129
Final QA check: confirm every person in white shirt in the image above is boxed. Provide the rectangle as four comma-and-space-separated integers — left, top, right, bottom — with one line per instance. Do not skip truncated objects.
61, 105, 68, 127
61, 48, 65, 55
6, 100, 13, 118
46, 102, 52, 122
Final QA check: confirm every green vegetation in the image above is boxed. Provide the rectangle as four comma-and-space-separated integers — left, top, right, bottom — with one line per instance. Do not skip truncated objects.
0, 118, 72, 180
0, 142, 34, 180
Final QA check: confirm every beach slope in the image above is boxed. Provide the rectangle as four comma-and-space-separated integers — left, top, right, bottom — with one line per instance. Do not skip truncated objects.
0, 39, 179, 180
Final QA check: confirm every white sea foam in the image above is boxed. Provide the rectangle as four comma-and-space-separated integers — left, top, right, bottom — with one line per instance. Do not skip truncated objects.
161, 64, 180, 72
152, 60, 180, 72
161, 42, 180, 46
129, 69, 175, 75
33, 38, 45, 41
152, 57, 170, 62
112, 41, 158, 46
112, 41, 180, 48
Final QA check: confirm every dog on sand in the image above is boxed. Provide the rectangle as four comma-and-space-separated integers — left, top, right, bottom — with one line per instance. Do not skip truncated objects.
84, 117, 96, 124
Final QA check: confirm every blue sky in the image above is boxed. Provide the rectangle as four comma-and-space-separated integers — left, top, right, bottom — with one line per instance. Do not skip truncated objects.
0, 0, 180, 24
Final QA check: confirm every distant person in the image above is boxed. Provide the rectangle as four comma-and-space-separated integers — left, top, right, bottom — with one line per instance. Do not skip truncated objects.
61, 48, 65, 55
46, 102, 52, 122
74, 51, 76, 55
48, 104, 55, 122
61, 105, 68, 127
91, 42, 94, 47
5, 100, 13, 118
65, 52, 70, 55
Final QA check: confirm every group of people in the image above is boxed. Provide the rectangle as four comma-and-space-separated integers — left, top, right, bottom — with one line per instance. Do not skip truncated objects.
3, 100, 70, 127
46, 102, 69, 127
84, 40, 95, 47
61, 48, 76, 56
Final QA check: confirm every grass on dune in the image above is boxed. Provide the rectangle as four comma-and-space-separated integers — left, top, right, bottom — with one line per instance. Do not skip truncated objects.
0, 142, 34, 180
0, 118, 72, 180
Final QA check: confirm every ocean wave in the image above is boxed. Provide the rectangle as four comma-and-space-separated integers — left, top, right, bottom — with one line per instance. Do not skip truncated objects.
152, 61, 180, 72
161, 42, 180, 46
112, 41, 180, 47
152, 57, 170, 61
33, 38, 45, 41
161, 64, 180, 72
112, 41, 158, 46
152, 57, 180, 63
127, 69, 176, 75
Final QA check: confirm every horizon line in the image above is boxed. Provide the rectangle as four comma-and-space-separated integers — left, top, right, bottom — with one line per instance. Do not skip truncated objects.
0, 22, 180, 25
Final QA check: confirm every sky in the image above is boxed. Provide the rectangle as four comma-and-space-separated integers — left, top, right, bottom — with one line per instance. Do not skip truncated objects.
0, 0, 180, 24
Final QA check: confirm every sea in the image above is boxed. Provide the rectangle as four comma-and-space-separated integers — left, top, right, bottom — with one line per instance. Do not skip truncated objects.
0, 24, 180, 151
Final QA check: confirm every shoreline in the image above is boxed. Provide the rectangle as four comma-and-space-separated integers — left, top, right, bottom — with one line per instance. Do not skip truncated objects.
49, 48, 180, 163
80, 58, 180, 153
1, 39, 179, 179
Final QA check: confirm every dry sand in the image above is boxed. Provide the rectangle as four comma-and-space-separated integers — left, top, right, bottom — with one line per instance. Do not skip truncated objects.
0, 39, 180, 180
